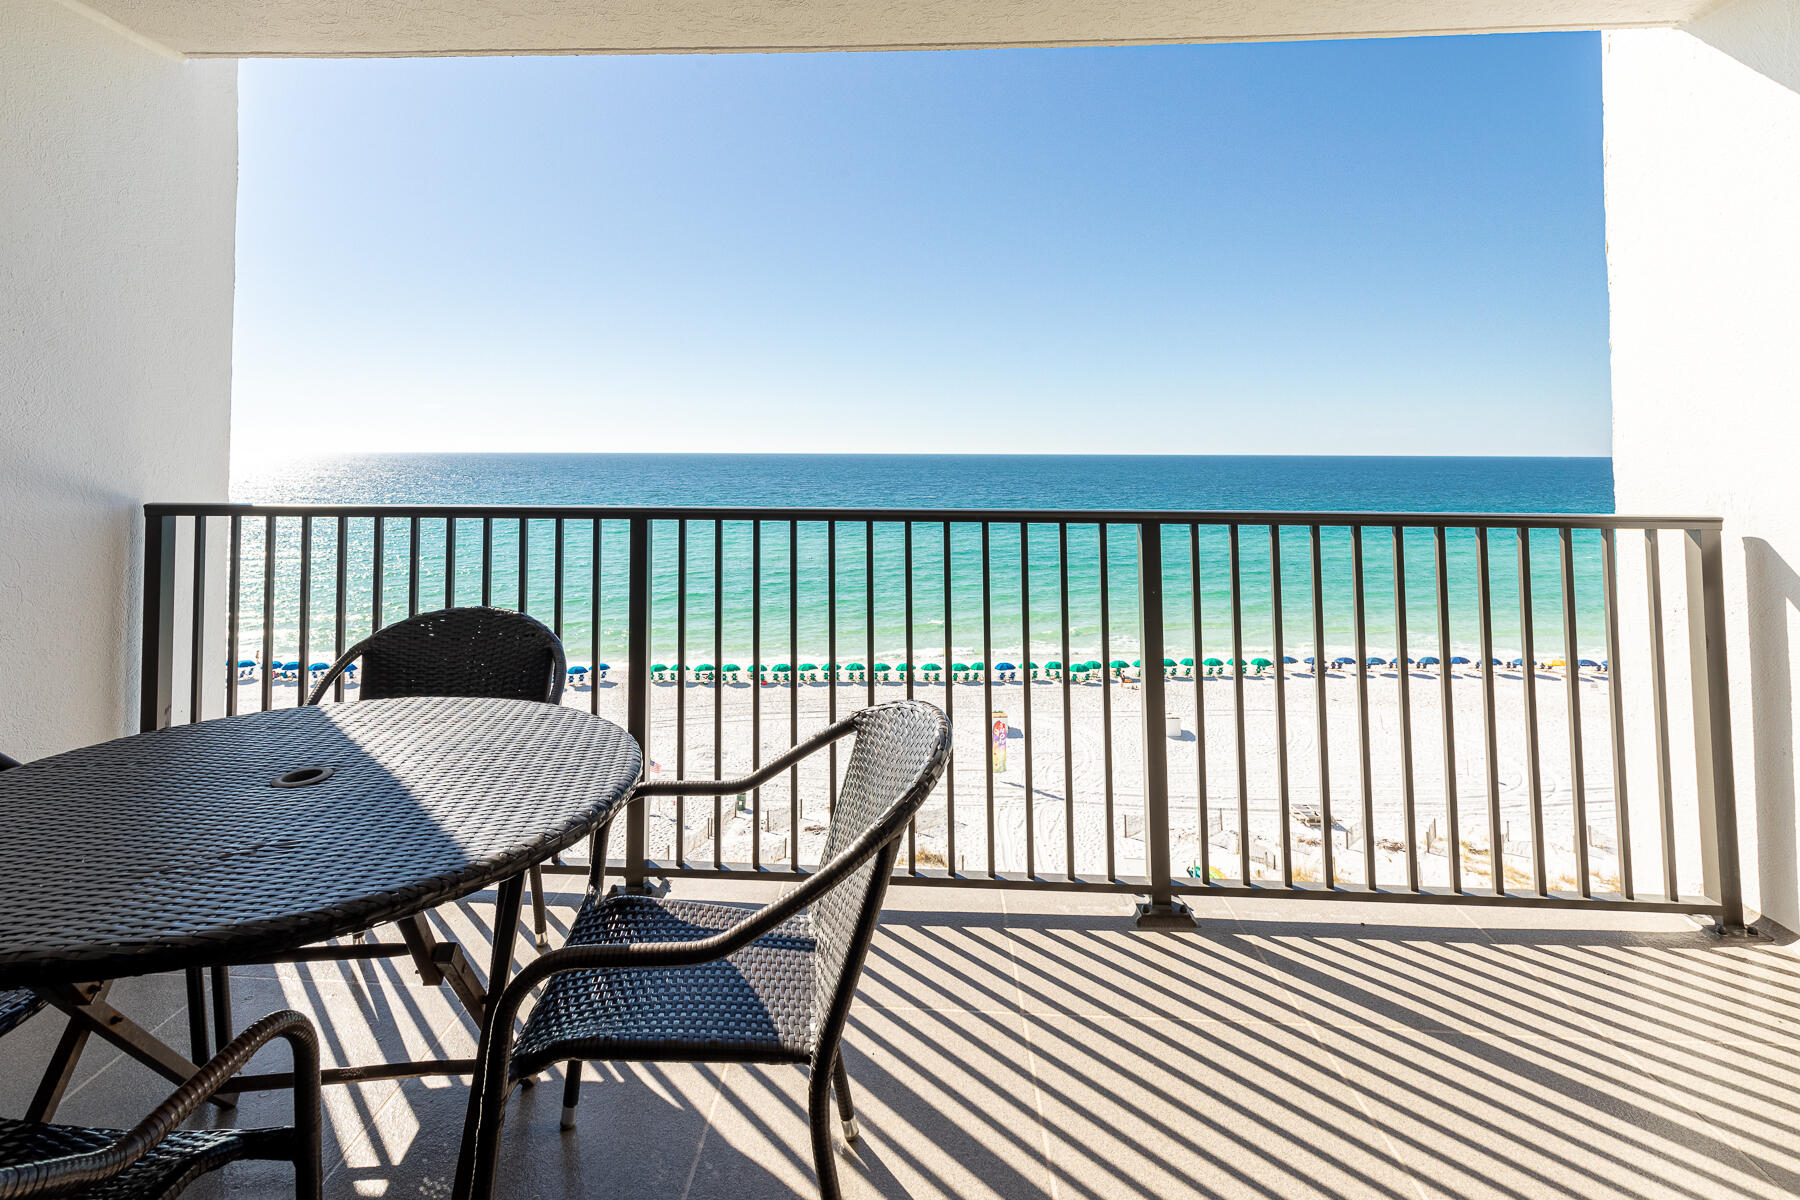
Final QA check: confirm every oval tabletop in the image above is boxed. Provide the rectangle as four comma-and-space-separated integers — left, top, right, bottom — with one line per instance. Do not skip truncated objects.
0, 697, 642, 987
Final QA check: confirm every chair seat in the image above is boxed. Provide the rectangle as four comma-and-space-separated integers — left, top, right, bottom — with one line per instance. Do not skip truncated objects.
0, 987, 45, 1038
0, 1118, 291, 1200
510, 894, 817, 1079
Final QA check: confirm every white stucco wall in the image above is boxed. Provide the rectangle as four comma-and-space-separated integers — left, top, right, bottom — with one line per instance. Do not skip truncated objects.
1603, 1, 1800, 928
0, 0, 237, 760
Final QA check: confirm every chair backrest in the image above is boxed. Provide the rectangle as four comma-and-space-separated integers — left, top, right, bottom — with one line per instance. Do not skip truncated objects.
307, 606, 566, 705
808, 701, 952, 1054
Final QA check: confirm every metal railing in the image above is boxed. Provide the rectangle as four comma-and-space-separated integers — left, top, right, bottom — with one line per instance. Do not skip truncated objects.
140, 502, 1747, 931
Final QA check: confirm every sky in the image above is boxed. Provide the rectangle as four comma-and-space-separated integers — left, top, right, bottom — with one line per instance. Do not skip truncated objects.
232, 34, 1609, 459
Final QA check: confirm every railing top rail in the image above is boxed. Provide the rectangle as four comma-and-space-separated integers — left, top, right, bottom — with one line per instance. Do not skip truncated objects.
151, 500, 1728, 532
146, 501, 1723, 532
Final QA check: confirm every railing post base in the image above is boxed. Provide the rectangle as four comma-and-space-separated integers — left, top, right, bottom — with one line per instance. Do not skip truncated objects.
1705, 917, 1761, 940
1133, 899, 1197, 930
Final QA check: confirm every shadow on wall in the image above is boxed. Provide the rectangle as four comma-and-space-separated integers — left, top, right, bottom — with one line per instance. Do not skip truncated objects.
1744, 537, 1798, 928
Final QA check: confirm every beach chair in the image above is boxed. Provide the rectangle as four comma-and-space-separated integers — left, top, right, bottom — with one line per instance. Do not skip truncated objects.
453, 701, 952, 1200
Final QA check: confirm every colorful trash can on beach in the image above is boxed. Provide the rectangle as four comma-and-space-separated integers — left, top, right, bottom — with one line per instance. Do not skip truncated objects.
992, 711, 1007, 773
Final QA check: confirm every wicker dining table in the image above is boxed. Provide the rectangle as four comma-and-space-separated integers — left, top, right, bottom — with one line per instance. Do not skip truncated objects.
0, 696, 641, 1114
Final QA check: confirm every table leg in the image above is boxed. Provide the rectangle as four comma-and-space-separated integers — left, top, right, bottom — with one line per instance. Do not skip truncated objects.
396, 914, 488, 1024
209, 964, 233, 1049
184, 968, 209, 1062
40, 981, 234, 1111
26, 980, 109, 1121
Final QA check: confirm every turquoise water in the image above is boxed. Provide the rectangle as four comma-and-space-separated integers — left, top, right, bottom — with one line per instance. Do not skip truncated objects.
230, 453, 1615, 666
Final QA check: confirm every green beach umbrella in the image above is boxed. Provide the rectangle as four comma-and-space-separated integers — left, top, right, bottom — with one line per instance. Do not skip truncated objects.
873, 662, 891, 671
696, 663, 714, 672
1202, 657, 1224, 667
650, 663, 668, 673
774, 663, 791, 672
951, 662, 969, 672
798, 663, 817, 671
1110, 659, 1129, 669
1251, 657, 1274, 669
1132, 659, 1143, 668
846, 662, 864, 671
722, 664, 740, 673
1163, 658, 1178, 667
1180, 658, 1195, 666
1046, 660, 1062, 669
922, 663, 942, 671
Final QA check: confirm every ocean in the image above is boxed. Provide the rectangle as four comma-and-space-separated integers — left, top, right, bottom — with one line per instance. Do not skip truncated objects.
230, 453, 1615, 666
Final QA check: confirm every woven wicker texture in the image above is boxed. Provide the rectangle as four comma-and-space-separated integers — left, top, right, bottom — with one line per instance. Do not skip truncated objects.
512, 701, 949, 1075
0, 989, 42, 1039
0, 1119, 288, 1200
509, 896, 815, 1077
0, 698, 640, 987
307, 607, 565, 707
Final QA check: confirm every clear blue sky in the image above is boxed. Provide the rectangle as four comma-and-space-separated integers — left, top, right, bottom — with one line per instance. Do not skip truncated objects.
233, 34, 1609, 458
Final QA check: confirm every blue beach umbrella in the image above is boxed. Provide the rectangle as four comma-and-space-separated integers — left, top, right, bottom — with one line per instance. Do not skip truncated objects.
1365, 657, 1385, 668
1418, 656, 1440, 667
1331, 656, 1355, 668
1578, 659, 1600, 669
1450, 656, 1471, 665
1507, 657, 1526, 668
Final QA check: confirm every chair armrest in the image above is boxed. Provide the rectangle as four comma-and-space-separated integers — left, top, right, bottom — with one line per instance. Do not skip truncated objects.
0, 1010, 320, 1200
302, 639, 370, 706
632, 716, 855, 798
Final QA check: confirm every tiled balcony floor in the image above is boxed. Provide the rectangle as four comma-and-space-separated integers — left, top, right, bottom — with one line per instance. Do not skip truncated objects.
3, 881, 1796, 1200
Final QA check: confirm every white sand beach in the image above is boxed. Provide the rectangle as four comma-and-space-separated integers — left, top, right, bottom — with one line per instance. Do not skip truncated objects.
241, 661, 1704, 899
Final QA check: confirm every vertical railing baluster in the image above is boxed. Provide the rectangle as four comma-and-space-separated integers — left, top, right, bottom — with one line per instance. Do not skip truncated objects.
713, 520, 723, 869
480, 518, 492, 608
1136, 521, 1187, 926
1518, 529, 1547, 895
189, 515, 206, 724
408, 516, 420, 618
789, 520, 800, 868
1434, 526, 1459, 893
905, 522, 917, 873
1099, 524, 1116, 881
1559, 528, 1590, 896
1602, 528, 1630, 898
518, 519, 530, 617
372, 516, 386, 634
555, 518, 567, 641
1270, 525, 1292, 888
334, 516, 349, 703
1394, 526, 1419, 893
1021, 522, 1035, 881
1684, 526, 1747, 933
675, 519, 687, 867
1059, 523, 1074, 880
1352, 525, 1374, 890
445, 518, 457, 610
624, 516, 650, 892
1192, 524, 1210, 885
866, 519, 877, 713
226, 515, 242, 718
1477, 528, 1503, 893
982, 521, 996, 879
751, 521, 762, 868
298, 516, 313, 708
944, 521, 956, 876
1229, 524, 1249, 885
828, 521, 839, 812
1310, 525, 1332, 888
140, 511, 177, 732
590, 518, 601, 717
1645, 530, 1678, 900
261, 515, 276, 714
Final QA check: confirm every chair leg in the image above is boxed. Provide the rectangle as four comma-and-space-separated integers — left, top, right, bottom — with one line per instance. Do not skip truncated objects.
561, 1061, 582, 1130
528, 867, 550, 950
832, 1054, 859, 1142
809, 1064, 843, 1200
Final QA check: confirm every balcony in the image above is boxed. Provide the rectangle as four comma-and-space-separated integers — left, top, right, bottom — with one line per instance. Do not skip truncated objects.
2, 876, 1792, 1199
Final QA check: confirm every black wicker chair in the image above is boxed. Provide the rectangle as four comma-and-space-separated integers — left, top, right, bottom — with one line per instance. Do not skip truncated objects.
0, 1009, 322, 1199
304, 606, 569, 950
452, 700, 951, 1200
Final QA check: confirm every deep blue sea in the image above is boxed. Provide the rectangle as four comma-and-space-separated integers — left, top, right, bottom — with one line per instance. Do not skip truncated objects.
231, 454, 1614, 665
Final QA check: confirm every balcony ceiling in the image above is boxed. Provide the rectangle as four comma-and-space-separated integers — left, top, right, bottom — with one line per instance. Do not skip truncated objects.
86, 0, 1714, 58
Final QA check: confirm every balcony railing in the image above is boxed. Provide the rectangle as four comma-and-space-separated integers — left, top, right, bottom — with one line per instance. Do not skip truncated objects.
140, 502, 1746, 931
